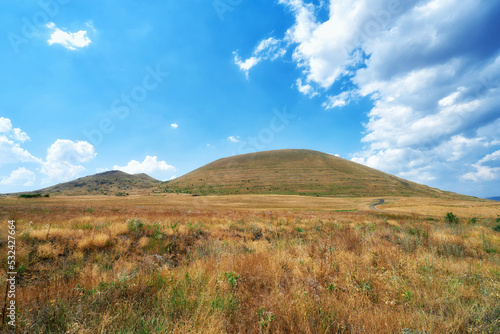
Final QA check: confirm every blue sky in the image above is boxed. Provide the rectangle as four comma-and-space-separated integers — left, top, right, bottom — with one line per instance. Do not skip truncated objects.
1, 0, 500, 198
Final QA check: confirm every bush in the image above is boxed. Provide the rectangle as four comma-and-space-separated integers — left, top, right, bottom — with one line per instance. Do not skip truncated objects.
493, 217, 500, 232
128, 219, 144, 232
224, 272, 240, 288
445, 212, 459, 224
19, 193, 42, 199
468, 217, 478, 224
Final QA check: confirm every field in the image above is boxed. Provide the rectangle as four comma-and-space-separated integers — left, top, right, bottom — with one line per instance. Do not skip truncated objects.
1, 194, 500, 333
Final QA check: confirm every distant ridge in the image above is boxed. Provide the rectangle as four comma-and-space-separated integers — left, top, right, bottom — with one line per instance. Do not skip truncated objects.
488, 197, 500, 201
163, 149, 470, 198
21, 170, 160, 196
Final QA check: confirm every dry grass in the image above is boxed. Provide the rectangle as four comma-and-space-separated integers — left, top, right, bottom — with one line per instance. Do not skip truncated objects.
382, 197, 500, 218
77, 233, 111, 251
37, 243, 64, 259
0, 195, 499, 333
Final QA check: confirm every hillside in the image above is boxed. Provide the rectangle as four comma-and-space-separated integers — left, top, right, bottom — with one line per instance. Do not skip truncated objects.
164, 149, 469, 198
25, 170, 161, 196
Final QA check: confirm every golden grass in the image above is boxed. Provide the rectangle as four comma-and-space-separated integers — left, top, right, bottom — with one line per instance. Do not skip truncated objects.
37, 243, 64, 259
139, 236, 150, 248
382, 196, 500, 218
77, 233, 111, 251
0, 195, 499, 333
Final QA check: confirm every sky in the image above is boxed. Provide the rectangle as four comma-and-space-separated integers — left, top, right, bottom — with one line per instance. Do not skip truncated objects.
1, 0, 500, 198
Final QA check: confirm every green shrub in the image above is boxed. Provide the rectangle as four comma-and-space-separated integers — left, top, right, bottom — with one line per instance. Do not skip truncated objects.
468, 217, 478, 224
258, 307, 275, 333
445, 212, 459, 224
224, 272, 240, 288
128, 219, 144, 232
494, 217, 500, 232
19, 193, 42, 199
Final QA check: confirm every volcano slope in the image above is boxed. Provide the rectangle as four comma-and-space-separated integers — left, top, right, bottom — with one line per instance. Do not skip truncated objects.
21, 170, 161, 196
163, 149, 468, 198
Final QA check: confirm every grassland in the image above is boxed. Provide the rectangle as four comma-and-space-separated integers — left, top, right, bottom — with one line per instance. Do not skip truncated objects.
1, 195, 499, 333
15, 170, 161, 197
164, 150, 470, 199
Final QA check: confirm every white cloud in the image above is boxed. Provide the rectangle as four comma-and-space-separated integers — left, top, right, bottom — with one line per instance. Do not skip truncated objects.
462, 165, 500, 182
478, 150, 500, 164
0, 117, 30, 143
0, 167, 36, 187
296, 79, 319, 97
461, 150, 500, 182
113, 156, 175, 175
234, 37, 287, 78
234, 56, 259, 77
171, 123, 178, 129
241, 0, 500, 195
46, 139, 96, 164
13, 128, 30, 142
399, 168, 437, 183
0, 117, 38, 166
0, 137, 39, 166
0, 117, 12, 133
41, 140, 96, 182
322, 91, 355, 110
0, 117, 97, 189
228, 136, 240, 143
47, 22, 92, 51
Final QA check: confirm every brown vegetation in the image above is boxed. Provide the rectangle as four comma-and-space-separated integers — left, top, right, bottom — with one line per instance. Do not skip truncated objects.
164, 149, 471, 199
0, 195, 499, 333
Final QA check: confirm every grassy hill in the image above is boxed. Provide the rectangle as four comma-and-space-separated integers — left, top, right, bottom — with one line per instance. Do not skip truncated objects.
24, 170, 161, 196
163, 149, 469, 198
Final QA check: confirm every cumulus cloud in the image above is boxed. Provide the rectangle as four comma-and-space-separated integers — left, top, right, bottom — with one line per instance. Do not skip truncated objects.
46, 22, 92, 51
0, 117, 97, 189
41, 140, 96, 182
0, 167, 36, 187
171, 123, 178, 129
0, 137, 39, 166
461, 150, 500, 182
0, 117, 38, 166
0, 117, 30, 143
234, 37, 287, 78
113, 156, 175, 175
228, 136, 240, 143
240, 0, 500, 196
0, 117, 12, 132
13, 128, 30, 142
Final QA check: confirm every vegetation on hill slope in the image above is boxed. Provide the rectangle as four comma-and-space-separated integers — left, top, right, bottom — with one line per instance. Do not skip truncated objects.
163, 149, 467, 198
28, 170, 161, 196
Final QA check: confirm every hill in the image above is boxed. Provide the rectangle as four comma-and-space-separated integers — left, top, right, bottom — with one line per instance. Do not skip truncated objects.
24, 170, 161, 196
163, 149, 469, 198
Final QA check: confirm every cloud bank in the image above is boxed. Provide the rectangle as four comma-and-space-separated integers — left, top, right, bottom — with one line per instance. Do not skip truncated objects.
0, 117, 97, 191
236, 0, 500, 196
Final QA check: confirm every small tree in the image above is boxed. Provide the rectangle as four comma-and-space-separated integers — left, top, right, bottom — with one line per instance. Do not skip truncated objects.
445, 212, 459, 224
